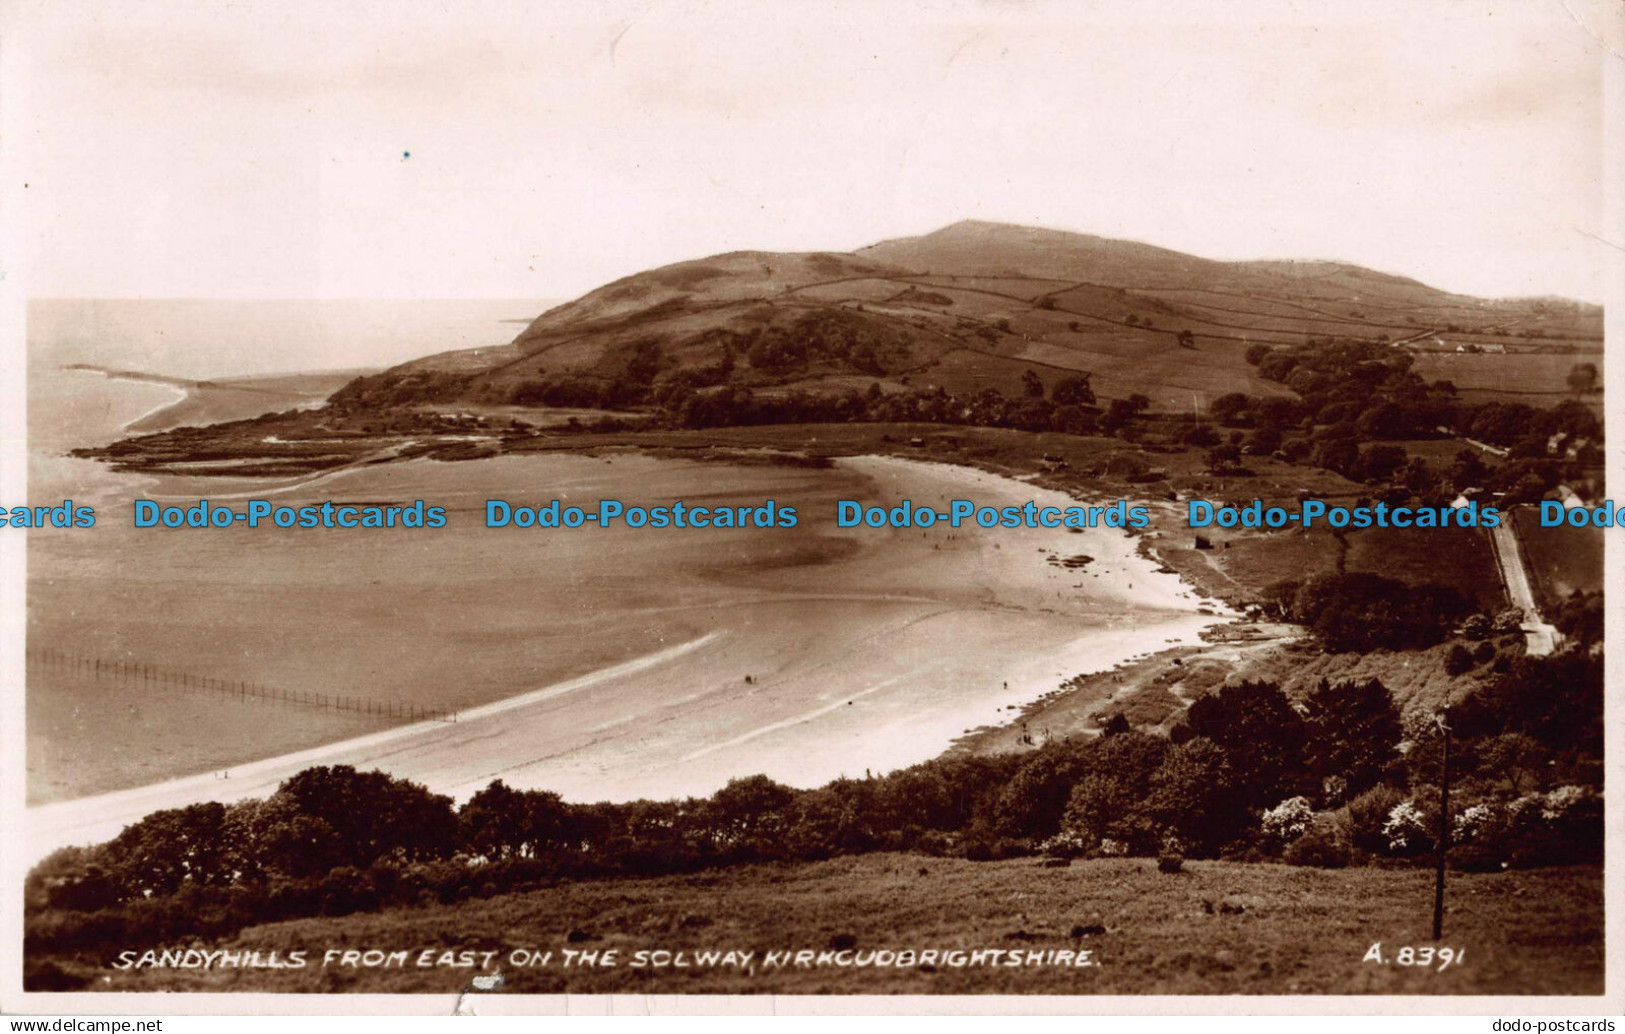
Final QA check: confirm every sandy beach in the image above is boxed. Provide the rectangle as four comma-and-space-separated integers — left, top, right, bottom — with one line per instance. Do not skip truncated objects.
26, 446, 1222, 865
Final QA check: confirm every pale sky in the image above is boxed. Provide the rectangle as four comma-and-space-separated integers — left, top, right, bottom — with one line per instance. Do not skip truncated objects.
4, 0, 1619, 303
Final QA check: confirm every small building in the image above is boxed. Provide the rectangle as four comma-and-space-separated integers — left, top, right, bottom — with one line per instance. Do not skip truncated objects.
1555, 484, 1587, 510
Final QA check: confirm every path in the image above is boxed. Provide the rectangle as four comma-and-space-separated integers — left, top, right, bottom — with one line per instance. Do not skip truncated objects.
1487, 519, 1559, 656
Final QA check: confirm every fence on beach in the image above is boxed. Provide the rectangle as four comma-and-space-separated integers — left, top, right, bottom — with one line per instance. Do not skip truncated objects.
25, 646, 457, 723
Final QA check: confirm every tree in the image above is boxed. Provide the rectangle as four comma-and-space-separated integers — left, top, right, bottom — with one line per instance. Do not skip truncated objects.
97, 802, 228, 899
1145, 738, 1248, 855
1185, 681, 1311, 807
460, 780, 530, 859
1020, 370, 1045, 398
1291, 573, 1470, 652
1208, 392, 1252, 427
1285, 366, 1330, 396
1300, 679, 1402, 797
1052, 404, 1097, 436
1012, 397, 1054, 431
1451, 651, 1603, 756
27, 847, 121, 912
1443, 644, 1475, 677
1177, 330, 1197, 349
1253, 396, 1303, 431
1206, 444, 1243, 473
787, 781, 877, 858
1051, 374, 1095, 407
1312, 439, 1360, 476
1257, 353, 1298, 382
994, 742, 1095, 838
458, 781, 572, 860
1354, 444, 1407, 484
1246, 427, 1282, 454
1057, 733, 1169, 854
623, 339, 667, 385
1356, 402, 1406, 440
1182, 423, 1221, 448
270, 766, 458, 871
969, 386, 1010, 426
1100, 399, 1136, 435
1566, 362, 1599, 395
1448, 450, 1489, 492
705, 775, 797, 853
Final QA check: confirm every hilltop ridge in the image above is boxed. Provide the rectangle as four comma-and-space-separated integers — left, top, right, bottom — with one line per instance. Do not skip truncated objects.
330, 219, 1599, 416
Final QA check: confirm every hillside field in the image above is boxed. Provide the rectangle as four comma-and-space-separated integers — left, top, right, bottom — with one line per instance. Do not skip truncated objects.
1511, 508, 1605, 614
53, 853, 1602, 996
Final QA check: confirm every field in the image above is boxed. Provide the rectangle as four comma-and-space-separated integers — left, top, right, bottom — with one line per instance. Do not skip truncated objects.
1511, 508, 1605, 613
1410, 353, 1602, 407
59, 853, 1603, 996
1344, 526, 1507, 611
1146, 519, 1505, 615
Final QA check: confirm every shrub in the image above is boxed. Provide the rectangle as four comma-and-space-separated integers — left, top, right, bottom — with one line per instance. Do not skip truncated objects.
1157, 851, 1185, 874
23, 960, 88, 993
1283, 815, 1353, 868
1444, 644, 1474, 676
1382, 800, 1433, 856
912, 830, 952, 857
1448, 788, 1601, 871
1260, 796, 1314, 844
1038, 831, 1091, 859
1346, 784, 1406, 853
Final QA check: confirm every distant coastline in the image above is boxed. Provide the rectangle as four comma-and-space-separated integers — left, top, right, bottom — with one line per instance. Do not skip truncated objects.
61, 363, 367, 436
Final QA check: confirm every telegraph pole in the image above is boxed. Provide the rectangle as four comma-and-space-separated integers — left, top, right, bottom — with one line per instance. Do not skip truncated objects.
1432, 712, 1451, 941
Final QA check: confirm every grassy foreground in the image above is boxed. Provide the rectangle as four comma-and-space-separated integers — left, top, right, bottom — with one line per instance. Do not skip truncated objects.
70, 854, 1601, 996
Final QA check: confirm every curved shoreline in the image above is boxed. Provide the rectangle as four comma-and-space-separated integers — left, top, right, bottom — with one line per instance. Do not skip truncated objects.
26, 448, 1230, 867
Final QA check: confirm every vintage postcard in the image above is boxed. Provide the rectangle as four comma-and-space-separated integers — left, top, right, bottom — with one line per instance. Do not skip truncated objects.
0, 0, 1619, 1018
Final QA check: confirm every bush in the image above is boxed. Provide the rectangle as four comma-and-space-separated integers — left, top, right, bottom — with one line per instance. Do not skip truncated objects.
1157, 851, 1185, 874
1444, 644, 1474, 676
23, 960, 89, 992
1260, 796, 1314, 845
1451, 787, 1604, 870
1038, 831, 1091, 859
1382, 799, 1435, 856
1291, 573, 1472, 652
1183, 424, 1221, 448
1283, 815, 1353, 868
1345, 785, 1406, 854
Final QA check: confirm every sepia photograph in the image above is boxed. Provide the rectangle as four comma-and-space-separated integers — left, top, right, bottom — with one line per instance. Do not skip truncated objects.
0, 0, 1618, 1016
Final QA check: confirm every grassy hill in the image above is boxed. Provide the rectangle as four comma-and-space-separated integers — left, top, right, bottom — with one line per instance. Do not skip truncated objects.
53, 853, 1601, 996
343, 220, 1602, 414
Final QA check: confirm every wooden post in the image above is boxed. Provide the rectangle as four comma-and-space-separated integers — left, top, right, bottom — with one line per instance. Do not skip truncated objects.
1432, 714, 1451, 941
